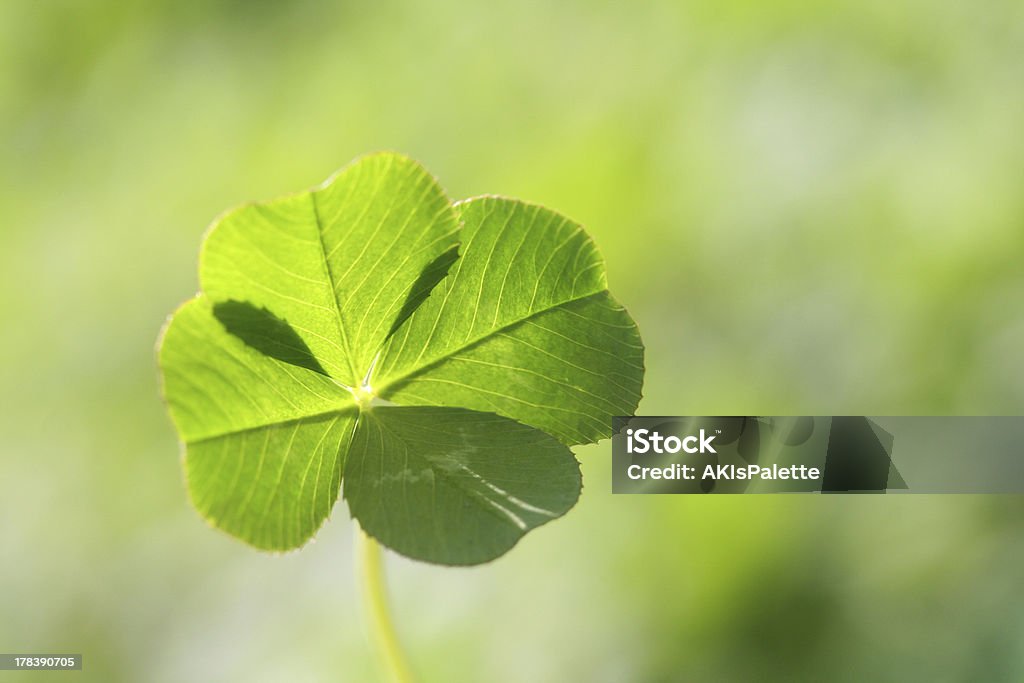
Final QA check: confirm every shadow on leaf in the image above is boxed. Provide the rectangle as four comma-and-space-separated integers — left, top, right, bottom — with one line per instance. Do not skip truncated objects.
387, 244, 460, 337
213, 300, 328, 376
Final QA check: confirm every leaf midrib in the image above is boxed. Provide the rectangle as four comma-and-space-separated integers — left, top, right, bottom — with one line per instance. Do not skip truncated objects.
375, 289, 608, 396
188, 403, 359, 446
309, 191, 360, 386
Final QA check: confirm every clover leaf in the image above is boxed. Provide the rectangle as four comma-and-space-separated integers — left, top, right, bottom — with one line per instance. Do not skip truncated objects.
158, 153, 644, 565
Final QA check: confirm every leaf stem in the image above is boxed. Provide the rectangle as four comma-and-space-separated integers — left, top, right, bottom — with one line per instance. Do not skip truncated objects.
358, 529, 417, 683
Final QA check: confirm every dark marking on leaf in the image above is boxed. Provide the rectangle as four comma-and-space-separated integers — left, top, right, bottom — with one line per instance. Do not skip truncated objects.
213, 300, 329, 377
387, 244, 460, 338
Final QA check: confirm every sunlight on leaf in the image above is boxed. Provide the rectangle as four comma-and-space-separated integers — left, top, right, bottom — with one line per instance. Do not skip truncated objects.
158, 152, 644, 564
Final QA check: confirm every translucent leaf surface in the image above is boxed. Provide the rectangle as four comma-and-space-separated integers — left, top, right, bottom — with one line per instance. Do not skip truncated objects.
158, 153, 644, 564
375, 197, 644, 445
344, 407, 580, 565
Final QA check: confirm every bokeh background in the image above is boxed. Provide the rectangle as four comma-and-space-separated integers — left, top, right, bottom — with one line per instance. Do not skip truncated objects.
3, 1, 1023, 681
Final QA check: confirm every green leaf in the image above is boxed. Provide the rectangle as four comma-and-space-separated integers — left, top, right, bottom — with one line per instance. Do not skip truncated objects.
344, 407, 581, 565
159, 297, 358, 550
158, 152, 644, 564
374, 197, 644, 445
199, 152, 460, 387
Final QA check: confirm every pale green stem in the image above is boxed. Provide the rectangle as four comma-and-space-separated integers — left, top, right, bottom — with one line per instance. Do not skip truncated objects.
358, 529, 417, 683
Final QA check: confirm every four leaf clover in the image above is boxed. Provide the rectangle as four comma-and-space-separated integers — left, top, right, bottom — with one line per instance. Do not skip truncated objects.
158, 153, 643, 565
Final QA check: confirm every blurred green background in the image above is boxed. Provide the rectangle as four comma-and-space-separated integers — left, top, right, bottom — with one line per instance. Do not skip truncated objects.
2, 1, 1023, 681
